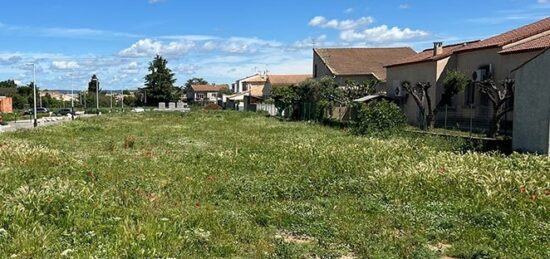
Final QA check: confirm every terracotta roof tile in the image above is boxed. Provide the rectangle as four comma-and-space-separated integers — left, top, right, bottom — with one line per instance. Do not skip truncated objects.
456, 17, 550, 53
268, 74, 311, 86
191, 84, 228, 92
385, 41, 479, 67
499, 33, 550, 54
314, 47, 416, 80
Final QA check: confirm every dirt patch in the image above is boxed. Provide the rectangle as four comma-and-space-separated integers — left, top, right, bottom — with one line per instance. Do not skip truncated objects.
276, 231, 316, 245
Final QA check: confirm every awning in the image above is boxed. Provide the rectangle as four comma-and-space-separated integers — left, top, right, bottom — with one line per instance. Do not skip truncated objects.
353, 94, 387, 103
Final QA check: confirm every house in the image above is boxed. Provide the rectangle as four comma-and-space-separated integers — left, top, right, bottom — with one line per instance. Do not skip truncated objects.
313, 47, 416, 88
187, 84, 228, 104
0, 96, 13, 113
232, 74, 311, 98
386, 17, 550, 131
512, 48, 550, 155
268, 74, 311, 88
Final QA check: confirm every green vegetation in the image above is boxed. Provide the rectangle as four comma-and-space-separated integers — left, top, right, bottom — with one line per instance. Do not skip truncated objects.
0, 111, 548, 258
351, 100, 406, 136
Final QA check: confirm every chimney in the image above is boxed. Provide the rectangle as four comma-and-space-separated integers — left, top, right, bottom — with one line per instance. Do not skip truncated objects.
433, 42, 443, 56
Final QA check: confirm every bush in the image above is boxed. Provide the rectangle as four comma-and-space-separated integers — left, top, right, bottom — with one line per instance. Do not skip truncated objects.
351, 100, 406, 135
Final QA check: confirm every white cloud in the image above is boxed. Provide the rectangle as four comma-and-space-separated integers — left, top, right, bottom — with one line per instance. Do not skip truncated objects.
340, 25, 429, 42
538, 0, 548, 4
148, 0, 165, 4
344, 8, 354, 13
118, 38, 195, 57
51, 61, 80, 70
308, 16, 374, 30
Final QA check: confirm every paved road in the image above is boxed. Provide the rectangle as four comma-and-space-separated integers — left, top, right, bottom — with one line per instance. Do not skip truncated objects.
0, 115, 95, 133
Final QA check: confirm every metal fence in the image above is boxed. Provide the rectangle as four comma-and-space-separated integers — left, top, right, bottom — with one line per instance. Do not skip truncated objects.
431, 104, 513, 136
255, 103, 277, 116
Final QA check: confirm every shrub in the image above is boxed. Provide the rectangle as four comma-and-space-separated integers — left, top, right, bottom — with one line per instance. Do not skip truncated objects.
351, 100, 406, 135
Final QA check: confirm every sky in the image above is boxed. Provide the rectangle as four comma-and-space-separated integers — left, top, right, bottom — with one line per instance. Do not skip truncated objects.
0, 0, 549, 90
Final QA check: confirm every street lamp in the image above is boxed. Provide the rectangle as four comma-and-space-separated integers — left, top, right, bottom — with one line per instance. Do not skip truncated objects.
69, 73, 75, 120
91, 76, 100, 115
26, 63, 38, 127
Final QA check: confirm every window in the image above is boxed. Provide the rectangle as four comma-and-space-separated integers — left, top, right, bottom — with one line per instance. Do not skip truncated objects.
243, 84, 249, 91
465, 82, 476, 106
466, 64, 493, 106
211, 92, 218, 98
197, 93, 205, 99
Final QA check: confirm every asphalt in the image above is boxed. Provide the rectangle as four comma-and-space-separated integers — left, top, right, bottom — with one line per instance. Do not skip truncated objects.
0, 114, 95, 133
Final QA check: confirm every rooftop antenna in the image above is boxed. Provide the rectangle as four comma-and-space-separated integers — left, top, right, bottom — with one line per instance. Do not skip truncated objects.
311, 38, 316, 49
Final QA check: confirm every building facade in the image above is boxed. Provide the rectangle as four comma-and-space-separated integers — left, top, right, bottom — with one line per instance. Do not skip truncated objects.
386, 17, 550, 133
512, 48, 550, 155
0, 96, 13, 113
187, 85, 228, 104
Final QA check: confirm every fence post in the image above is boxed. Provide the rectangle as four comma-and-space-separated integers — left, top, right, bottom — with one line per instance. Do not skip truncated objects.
444, 104, 448, 135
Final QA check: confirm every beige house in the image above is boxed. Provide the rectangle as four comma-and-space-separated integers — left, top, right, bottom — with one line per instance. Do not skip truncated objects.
512, 48, 550, 155
386, 17, 550, 132
313, 47, 416, 88
187, 84, 228, 103
232, 74, 311, 99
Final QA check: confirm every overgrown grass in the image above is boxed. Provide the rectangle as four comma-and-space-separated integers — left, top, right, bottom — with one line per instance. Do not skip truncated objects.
0, 111, 548, 258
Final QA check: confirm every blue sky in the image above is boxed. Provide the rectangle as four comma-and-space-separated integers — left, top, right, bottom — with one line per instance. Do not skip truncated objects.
0, 0, 549, 90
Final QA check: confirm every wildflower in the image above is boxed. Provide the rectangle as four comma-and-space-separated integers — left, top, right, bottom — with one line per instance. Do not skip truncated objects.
520, 186, 526, 193
60, 249, 74, 257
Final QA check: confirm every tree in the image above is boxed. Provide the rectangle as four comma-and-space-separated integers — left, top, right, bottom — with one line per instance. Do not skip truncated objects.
476, 79, 515, 138
402, 81, 434, 129
441, 70, 469, 107
143, 55, 180, 105
88, 74, 101, 93
271, 85, 300, 117
0, 80, 17, 88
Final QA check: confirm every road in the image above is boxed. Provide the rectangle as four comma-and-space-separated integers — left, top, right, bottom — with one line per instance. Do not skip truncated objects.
0, 114, 95, 133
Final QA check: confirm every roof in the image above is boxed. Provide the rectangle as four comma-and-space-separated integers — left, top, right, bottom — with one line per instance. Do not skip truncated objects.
500, 33, 550, 54
241, 74, 268, 83
456, 17, 550, 53
191, 84, 228, 92
268, 74, 311, 86
385, 41, 480, 68
314, 47, 416, 80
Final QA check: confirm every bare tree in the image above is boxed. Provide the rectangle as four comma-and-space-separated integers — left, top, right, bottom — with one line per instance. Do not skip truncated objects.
401, 81, 434, 129
476, 79, 515, 138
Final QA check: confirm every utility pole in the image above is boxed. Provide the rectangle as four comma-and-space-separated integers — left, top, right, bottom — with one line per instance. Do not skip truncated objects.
26, 63, 38, 127
121, 90, 125, 112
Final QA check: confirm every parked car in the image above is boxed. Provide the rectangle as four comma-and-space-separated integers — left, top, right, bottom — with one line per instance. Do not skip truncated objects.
55, 108, 75, 116
23, 107, 49, 115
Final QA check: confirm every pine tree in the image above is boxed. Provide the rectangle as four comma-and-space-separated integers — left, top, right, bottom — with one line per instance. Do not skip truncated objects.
88, 74, 100, 93
143, 55, 179, 105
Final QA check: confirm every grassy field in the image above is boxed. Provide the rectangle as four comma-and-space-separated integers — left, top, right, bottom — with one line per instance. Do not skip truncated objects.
0, 111, 548, 258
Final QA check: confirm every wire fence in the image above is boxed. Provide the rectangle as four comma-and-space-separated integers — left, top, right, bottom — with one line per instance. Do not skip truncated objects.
431, 104, 513, 137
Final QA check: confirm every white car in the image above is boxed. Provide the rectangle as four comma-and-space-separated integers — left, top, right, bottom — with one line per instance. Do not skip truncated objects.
132, 107, 145, 113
